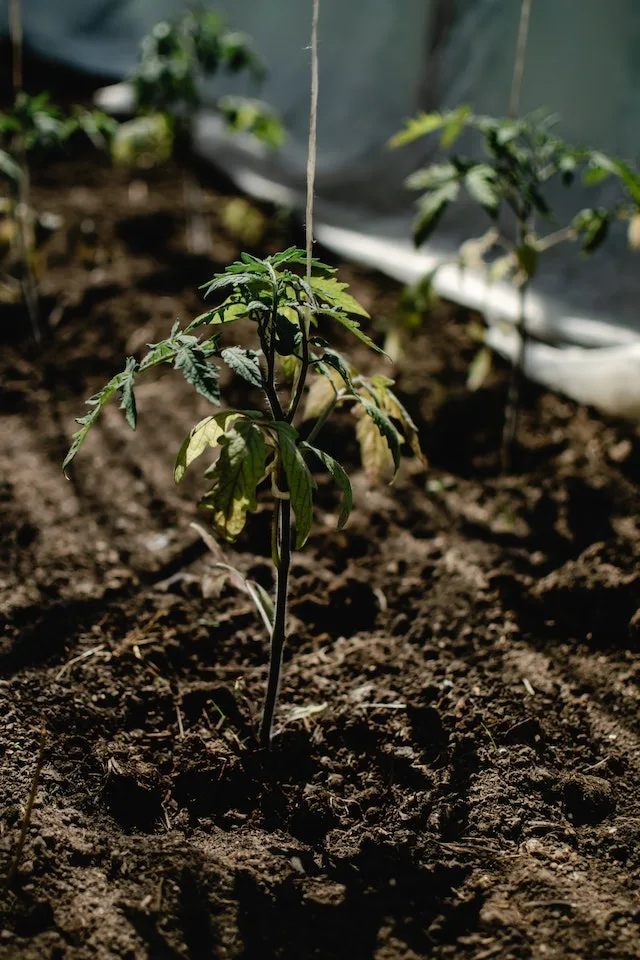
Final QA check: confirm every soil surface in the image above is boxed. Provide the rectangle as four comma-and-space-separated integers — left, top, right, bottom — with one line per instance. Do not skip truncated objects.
1, 62, 640, 960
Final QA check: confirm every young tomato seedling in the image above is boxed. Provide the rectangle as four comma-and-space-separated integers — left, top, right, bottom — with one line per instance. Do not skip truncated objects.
0, 93, 115, 339
113, 6, 283, 168
390, 108, 640, 468
64, 248, 424, 746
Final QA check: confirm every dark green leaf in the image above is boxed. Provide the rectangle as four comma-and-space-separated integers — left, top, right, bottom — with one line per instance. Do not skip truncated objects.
324, 310, 385, 355
275, 311, 298, 356
119, 357, 138, 429
515, 243, 538, 280
221, 346, 264, 388
558, 153, 577, 186
63, 373, 125, 475
315, 348, 357, 393
202, 272, 257, 296
174, 343, 221, 405
528, 184, 551, 217
270, 422, 316, 548
573, 207, 610, 255
269, 246, 307, 267
300, 442, 353, 529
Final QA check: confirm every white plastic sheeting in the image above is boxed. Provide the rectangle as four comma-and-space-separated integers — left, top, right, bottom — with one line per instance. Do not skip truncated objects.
3, 0, 640, 417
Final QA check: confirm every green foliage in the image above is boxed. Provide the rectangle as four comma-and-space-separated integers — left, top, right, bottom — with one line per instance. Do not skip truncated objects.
111, 113, 173, 168
127, 7, 283, 150
65, 246, 425, 746
0, 93, 116, 180
66, 248, 424, 535
300, 442, 352, 529
200, 418, 269, 540
392, 106, 640, 467
392, 108, 640, 266
63, 323, 221, 475
0, 92, 117, 338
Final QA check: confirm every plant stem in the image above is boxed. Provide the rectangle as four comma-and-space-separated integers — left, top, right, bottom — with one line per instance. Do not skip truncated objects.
501, 0, 532, 473
5, 721, 46, 886
535, 225, 576, 252
9, 0, 22, 94
509, 0, 533, 119
501, 278, 528, 472
9, 0, 40, 342
287, 330, 309, 422
259, 498, 291, 746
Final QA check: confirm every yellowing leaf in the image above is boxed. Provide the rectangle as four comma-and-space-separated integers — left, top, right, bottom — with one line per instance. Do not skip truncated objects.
278, 353, 299, 383
111, 113, 173, 168
467, 346, 492, 391
174, 410, 258, 483
302, 370, 343, 422
388, 112, 448, 149
356, 410, 394, 484
201, 421, 268, 541
367, 379, 426, 468
279, 305, 300, 325
488, 254, 516, 283
628, 212, 640, 250
358, 396, 402, 480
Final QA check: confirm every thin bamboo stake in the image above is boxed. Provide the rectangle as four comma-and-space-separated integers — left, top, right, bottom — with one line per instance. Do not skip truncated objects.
304, 0, 320, 337
502, 0, 533, 470
509, 0, 533, 119
9, 0, 23, 93
8, 0, 41, 342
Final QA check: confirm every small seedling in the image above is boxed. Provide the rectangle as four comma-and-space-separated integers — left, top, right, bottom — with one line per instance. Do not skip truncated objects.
0, 93, 116, 337
114, 6, 282, 167
64, 248, 424, 747
390, 108, 640, 467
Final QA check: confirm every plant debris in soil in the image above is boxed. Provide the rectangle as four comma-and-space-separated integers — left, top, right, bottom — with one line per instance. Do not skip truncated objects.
1, 58, 640, 960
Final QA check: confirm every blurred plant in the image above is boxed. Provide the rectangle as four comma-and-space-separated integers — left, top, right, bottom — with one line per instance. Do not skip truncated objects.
113, 6, 283, 168
390, 107, 640, 468
220, 196, 268, 247
64, 248, 424, 746
0, 92, 116, 338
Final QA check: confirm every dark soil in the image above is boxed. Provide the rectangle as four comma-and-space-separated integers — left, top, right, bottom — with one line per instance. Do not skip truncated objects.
1, 73, 640, 960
